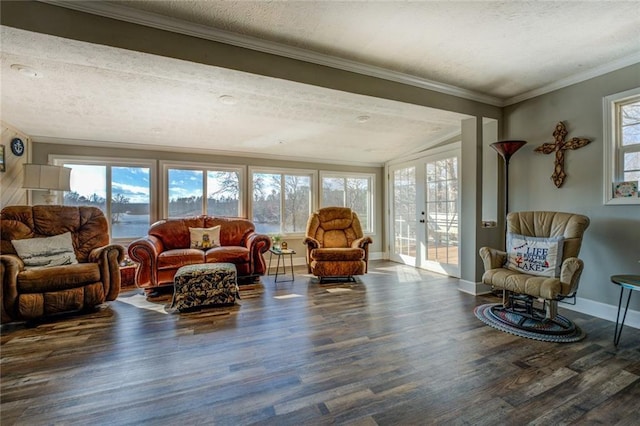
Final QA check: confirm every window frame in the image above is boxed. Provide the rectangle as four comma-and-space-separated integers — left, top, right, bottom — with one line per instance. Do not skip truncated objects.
603, 87, 640, 205
50, 155, 157, 244
160, 161, 246, 218
249, 166, 317, 237
319, 171, 375, 234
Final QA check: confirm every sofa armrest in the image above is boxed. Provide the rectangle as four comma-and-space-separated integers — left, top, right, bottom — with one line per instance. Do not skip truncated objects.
89, 244, 125, 301
479, 247, 507, 271
128, 236, 163, 288
245, 232, 272, 275
1, 254, 24, 322
560, 257, 584, 296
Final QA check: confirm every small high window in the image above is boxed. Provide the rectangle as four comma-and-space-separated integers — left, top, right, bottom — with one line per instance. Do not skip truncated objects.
603, 88, 640, 204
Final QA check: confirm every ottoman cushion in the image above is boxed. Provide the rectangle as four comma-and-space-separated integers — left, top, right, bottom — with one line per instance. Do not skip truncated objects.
171, 263, 238, 311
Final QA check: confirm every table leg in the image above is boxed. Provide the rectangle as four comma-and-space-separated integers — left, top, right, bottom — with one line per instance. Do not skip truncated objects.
275, 254, 282, 281
614, 286, 633, 346
289, 253, 295, 280
268, 251, 273, 275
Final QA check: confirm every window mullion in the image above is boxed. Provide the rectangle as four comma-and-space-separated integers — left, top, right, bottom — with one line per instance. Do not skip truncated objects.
106, 165, 112, 235
280, 174, 286, 234
202, 169, 207, 215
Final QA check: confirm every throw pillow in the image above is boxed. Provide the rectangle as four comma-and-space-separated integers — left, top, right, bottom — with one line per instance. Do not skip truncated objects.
11, 232, 78, 269
189, 226, 221, 249
505, 233, 564, 278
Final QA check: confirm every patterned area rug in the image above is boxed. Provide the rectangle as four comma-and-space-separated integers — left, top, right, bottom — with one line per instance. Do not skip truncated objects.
474, 303, 586, 343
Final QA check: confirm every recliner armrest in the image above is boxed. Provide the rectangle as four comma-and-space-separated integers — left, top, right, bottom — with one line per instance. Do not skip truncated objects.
90, 244, 125, 301
352, 236, 373, 249
303, 237, 320, 249
479, 247, 507, 271
1, 254, 24, 322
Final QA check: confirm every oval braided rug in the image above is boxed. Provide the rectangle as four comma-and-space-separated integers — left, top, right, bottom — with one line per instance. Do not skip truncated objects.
474, 303, 586, 343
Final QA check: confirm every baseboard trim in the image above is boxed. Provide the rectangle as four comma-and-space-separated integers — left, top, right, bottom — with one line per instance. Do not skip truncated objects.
560, 296, 640, 330
458, 280, 492, 296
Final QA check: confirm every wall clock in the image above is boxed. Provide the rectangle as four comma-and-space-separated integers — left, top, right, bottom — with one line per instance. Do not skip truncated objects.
11, 138, 25, 156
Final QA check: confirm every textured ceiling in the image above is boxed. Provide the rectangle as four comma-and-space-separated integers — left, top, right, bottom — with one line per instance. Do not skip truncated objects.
1, 26, 468, 165
111, 0, 640, 100
2, 1, 639, 165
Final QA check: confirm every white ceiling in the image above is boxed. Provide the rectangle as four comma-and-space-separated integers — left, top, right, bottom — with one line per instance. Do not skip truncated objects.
2, 1, 639, 165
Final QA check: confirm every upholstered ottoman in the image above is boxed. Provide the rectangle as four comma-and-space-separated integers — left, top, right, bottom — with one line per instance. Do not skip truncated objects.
171, 263, 238, 311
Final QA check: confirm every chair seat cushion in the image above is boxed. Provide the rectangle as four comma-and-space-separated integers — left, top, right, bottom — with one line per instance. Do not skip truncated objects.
18, 263, 101, 293
204, 246, 250, 263
158, 249, 206, 269
311, 247, 364, 262
482, 267, 571, 299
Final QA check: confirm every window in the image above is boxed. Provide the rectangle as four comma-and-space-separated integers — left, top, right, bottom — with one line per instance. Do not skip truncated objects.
163, 162, 244, 218
251, 168, 314, 235
604, 87, 640, 204
53, 157, 155, 241
320, 172, 374, 233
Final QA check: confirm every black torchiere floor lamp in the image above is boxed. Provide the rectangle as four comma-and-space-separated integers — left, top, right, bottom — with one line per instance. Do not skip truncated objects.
490, 140, 527, 217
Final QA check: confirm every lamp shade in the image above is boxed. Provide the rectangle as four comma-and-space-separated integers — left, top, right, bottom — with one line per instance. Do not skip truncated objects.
490, 140, 527, 163
23, 164, 71, 191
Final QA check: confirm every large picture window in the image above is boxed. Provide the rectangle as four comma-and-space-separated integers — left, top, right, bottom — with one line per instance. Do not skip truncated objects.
163, 163, 244, 218
251, 169, 314, 235
320, 172, 374, 233
53, 157, 155, 241
604, 87, 640, 205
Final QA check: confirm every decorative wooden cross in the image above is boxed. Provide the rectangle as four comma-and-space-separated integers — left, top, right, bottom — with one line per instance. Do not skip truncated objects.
534, 121, 590, 188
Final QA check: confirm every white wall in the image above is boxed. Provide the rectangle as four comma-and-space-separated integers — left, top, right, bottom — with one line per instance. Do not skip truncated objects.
504, 64, 640, 324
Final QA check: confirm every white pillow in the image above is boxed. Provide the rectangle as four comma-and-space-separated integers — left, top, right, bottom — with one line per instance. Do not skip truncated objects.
505, 233, 564, 278
11, 232, 78, 269
189, 226, 221, 249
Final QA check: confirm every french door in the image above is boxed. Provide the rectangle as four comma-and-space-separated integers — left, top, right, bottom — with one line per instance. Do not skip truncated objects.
389, 147, 460, 277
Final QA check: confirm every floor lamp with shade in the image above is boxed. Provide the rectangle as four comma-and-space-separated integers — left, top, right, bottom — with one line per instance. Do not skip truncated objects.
490, 140, 527, 217
22, 164, 71, 205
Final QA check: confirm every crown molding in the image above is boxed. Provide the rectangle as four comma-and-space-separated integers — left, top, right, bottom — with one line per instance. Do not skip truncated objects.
43, 0, 503, 107
32, 136, 385, 168
504, 51, 640, 106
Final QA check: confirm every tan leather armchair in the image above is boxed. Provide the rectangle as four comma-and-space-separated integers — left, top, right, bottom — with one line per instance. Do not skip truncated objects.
303, 207, 373, 282
479, 211, 590, 321
0, 205, 124, 323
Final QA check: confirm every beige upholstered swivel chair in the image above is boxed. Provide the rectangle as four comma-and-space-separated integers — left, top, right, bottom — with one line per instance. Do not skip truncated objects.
479, 211, 590, 323
304, 207, 373, 282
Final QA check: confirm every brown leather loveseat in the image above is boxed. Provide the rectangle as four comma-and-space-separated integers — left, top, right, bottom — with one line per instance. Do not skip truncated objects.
128, 216, 271, 291
1, 205, 124, 323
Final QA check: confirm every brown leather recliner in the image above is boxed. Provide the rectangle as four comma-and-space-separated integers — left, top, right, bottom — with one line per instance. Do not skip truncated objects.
0, 205, 124, 323
127, 216, 271, 291
304, 207, 373, 282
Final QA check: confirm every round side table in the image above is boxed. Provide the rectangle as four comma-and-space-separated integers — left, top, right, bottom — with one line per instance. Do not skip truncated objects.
610, 274, 640, 346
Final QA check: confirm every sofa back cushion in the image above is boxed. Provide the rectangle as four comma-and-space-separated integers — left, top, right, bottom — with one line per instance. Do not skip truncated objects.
149, 216, 255, 250
0, 205, 110, 263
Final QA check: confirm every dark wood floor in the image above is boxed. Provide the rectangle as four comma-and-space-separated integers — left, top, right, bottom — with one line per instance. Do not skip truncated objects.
2, 260, 639, 425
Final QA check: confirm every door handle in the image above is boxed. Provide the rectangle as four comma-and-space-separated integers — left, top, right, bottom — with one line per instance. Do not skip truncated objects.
419, 219, 425, 223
